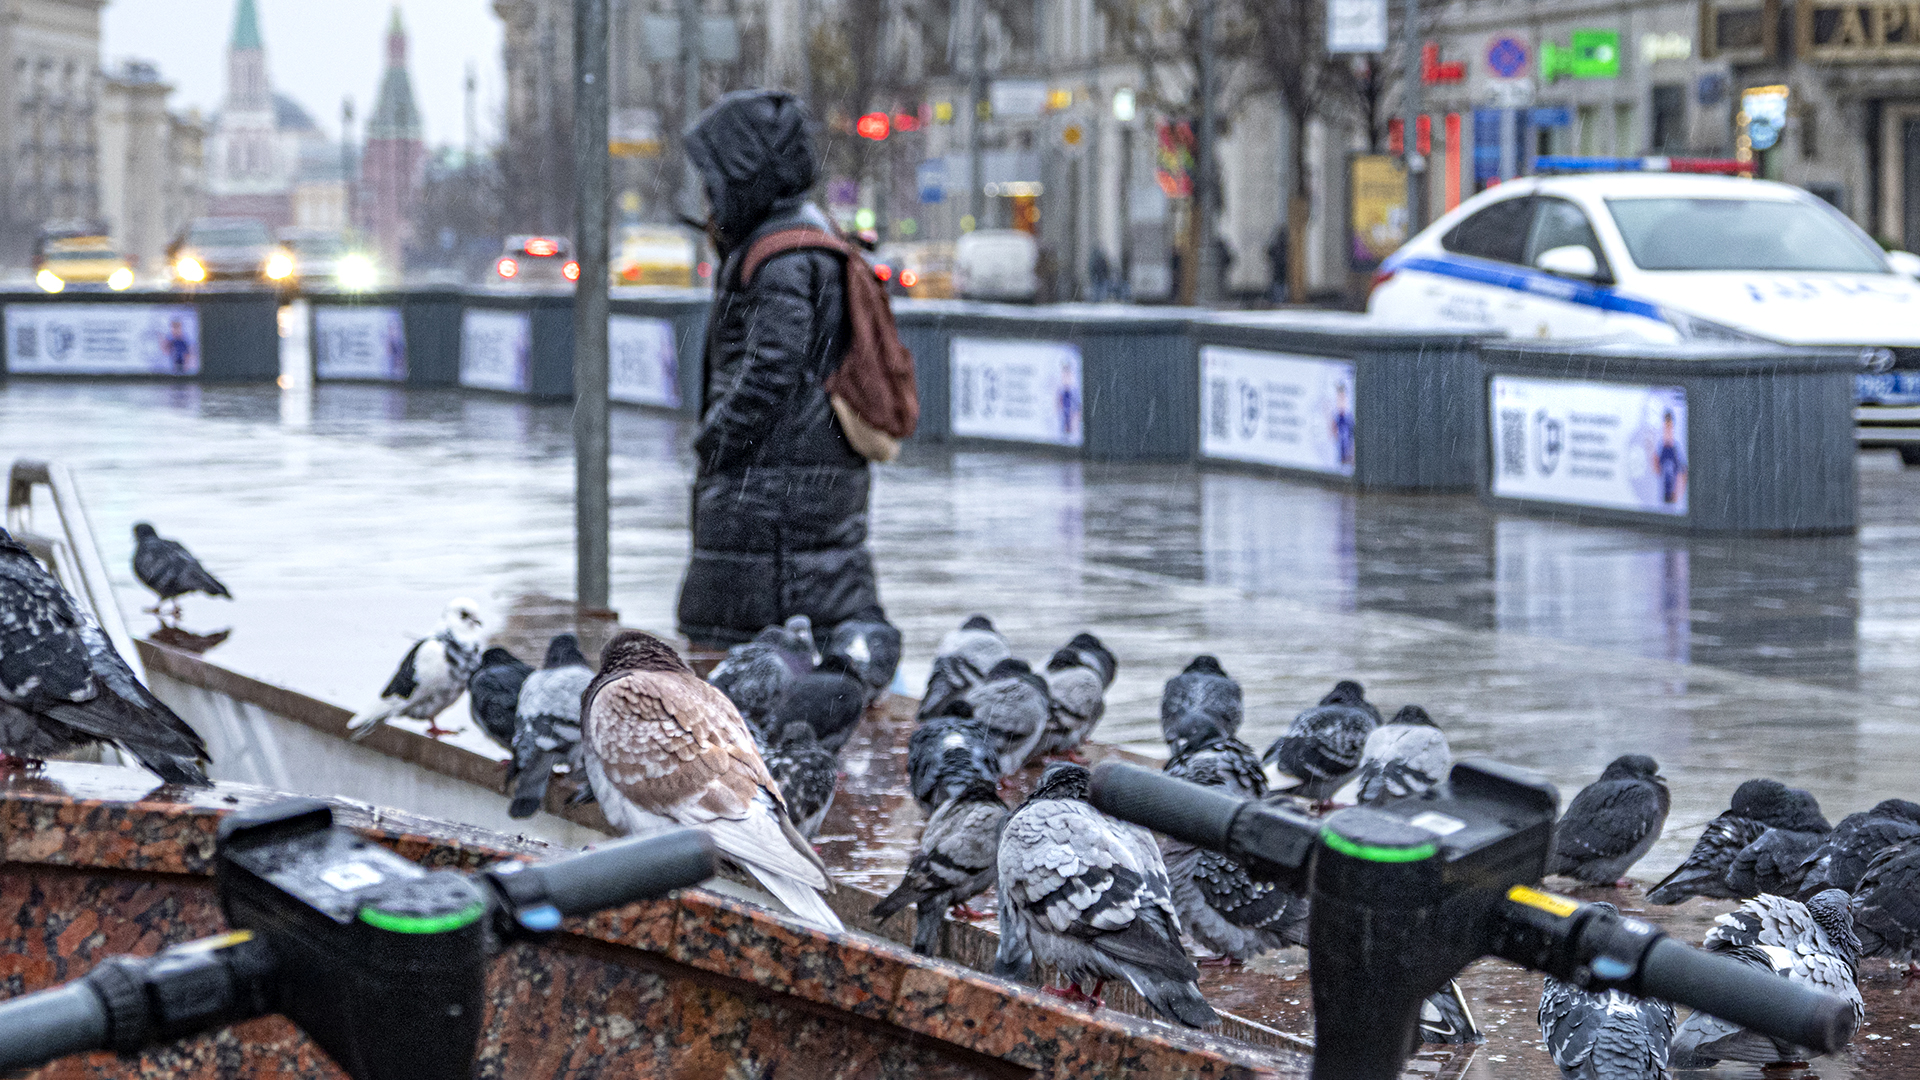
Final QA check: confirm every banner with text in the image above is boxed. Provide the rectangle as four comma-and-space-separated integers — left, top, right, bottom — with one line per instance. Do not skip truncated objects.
608, 314, 681, 408
1201, 346, 1358, 476
314, 306, 406, 381
950, 337, 1083, 447
5, 303, 199, 376
1490, 376, 1688, 515
460, 309, 532, 392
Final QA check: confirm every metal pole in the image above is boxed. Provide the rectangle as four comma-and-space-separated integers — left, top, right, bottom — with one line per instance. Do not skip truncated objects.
966, 0, 985, 227
1118, 123, 1132, 296
1194, 0, 1218, 304
573, 0, 611, 613
340, 97, 355, 231
680, 0, 703, 219
1402, 0, 1426, 229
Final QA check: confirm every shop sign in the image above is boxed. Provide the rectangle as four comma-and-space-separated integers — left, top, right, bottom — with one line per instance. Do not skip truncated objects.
1329, 0, 1389, 53
1640, 32, 1693, 62
1541, 30, 1622, 80
1348, 154, 1409, 270
1799, 0, 1920, 58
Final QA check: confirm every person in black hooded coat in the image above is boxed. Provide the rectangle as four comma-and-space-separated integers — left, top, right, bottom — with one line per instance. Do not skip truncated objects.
675, 89, 888, 648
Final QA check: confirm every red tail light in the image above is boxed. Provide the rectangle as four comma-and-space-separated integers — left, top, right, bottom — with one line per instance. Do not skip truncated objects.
874, 263, 894, 282
563, 261, 580, 281
524, 237, 559, 257
496, 257, 518, 278
900, 269, 919, 288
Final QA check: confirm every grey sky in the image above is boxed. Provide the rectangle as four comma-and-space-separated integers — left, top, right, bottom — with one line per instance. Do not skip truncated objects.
102, 0, 505, 147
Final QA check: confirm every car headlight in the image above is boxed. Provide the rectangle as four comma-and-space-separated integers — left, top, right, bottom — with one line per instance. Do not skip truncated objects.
1660, 307, 1777, 344
35, 269, 63, 293
107, 266, 133, 291
265, 250, 295, 281
175, 256, 206, 283
336, 253, 377, 290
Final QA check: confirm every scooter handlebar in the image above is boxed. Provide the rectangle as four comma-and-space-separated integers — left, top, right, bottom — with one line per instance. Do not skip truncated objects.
1635, 935, 1857, 1056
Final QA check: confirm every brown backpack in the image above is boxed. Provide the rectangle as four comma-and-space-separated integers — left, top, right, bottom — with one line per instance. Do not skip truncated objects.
739, 228, 920, 462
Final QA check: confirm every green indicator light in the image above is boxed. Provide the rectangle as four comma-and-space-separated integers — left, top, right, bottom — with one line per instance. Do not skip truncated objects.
1321, 829, 1438, 863
359, 901, 486, 935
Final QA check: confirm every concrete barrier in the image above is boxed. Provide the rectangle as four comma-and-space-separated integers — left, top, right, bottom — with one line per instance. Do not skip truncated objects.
459, 286, 575, 399
1478, 341, 1863, 534
0, 286, 279, 382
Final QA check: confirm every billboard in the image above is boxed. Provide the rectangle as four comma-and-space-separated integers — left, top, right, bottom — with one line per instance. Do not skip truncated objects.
608, 314, 680, 408
950, 337, 1083, 447
1349, 154, 1410, 269
1490, 376, 1688, 515
459, 309, 532, 393
314, 306, 406, 381
5, 304, 199, 376
1201, 346, 1357, 476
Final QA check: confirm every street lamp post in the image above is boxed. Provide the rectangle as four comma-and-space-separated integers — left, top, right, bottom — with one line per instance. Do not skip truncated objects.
573, 0, 611, 613
1402, 0, 1426, 231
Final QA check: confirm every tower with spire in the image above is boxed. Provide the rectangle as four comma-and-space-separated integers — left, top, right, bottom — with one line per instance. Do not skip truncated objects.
360, 7, 426, 275
206, 0, 285, 218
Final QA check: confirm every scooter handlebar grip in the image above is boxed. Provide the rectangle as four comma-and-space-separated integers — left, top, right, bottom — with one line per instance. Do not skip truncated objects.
534, 828, 719, 917
1636, 937, 1857, 1056
1090, 761, 1244, 851
0, 982, 110, 1071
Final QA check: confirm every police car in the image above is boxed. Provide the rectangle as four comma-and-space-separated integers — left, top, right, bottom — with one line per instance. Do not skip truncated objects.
1367, 168, 1920, 463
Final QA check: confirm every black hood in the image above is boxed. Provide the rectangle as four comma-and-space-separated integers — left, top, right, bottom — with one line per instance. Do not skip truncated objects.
685, 89, 818, 252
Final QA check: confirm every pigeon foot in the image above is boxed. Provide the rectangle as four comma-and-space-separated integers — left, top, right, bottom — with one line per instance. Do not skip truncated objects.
1045, 749, 1089, 765
1043, 981, 1106, 1010
949, 903, 990, 922
423, 723, 463, 738
1197, 954, 1242, 968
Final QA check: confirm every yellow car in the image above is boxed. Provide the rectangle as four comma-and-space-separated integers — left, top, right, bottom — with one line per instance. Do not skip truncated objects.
613, 225, 698, 287
35, 229, 134, 292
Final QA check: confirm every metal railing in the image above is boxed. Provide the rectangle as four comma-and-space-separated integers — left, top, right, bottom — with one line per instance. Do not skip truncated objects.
6, 459, 145, 681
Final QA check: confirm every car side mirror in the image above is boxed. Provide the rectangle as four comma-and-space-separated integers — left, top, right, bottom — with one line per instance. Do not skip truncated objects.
1535, 245, 1601, 280
1885, 250, 1920, 279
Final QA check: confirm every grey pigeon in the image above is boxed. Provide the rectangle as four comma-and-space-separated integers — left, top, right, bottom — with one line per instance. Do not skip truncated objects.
1724, 788, 1832, 899
1159, 655, 1242, 744
1164, 718, 1267, 799
347, 598, 486, 740
707, 617, 815, 728
1419, 982, 1484, 1045
993, 763, 1220, 1028
1849, 836, 1920, 977
0, 527, 210, 785
1795, 799, 1920, 899
907, 709, 999, 813
1319, 678, 1383, 725
1547, 755, 1671, 886
1035, 645, 1106, 760
965, 657, 1052, 776
131, 522, 230, 619
1670, 890, 1864, 1067
1646, 779, 1798, 904
823, 618, 901, 704
506, 634, 593, 819
762, 654, 867, 753
1536, 903, 1677, 1080
467, 646, 532, 752
1063, 631, 1117, 689
870, 773, 1010, 955
918, 615, 1011, 719
1334, 705, 1452, 805
1161, 729, 1303, 964
763, 721, 839, 838
1263, 685, 1379, 802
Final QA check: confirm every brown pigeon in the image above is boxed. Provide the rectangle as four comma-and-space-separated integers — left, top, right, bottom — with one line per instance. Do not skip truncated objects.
580, 630, 841, 931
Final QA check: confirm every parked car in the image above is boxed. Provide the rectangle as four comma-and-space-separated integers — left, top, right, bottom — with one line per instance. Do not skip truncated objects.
613, 225, 697, 286
34, 223, 133, 292
277, 228, 377, 291
1367, 171, 1920, 463
494, 235, 578, 285
168, 218, 287, 285
954, 229, 1039, 301
872, 241, 955, 299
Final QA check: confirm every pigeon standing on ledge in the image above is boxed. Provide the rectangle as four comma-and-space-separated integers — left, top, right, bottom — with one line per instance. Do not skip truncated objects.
761, 653, 867, 753
1264, 684, 1380, 803
707, 617, 815, 728
467, 647, 532, 753
1646, 778, 1795, 904
1036, 644, 1107, 761
823, 618, 902, 706
907, 710, 999, 814
763, 721, 839, 838
966, 658, 1052, 777
1536, 902, 1676, 1080
1159, 655, 1242, 746
347, 599, 486, 741
1723, 788, 1832, 899
1, 527, 210, 784
1795, 799, 1920, 899
1849, 836, 1920, 980
1335, 705, 1452, 806
506, 634, 593, 819
131, 522, 230, 623
871, 773, 1010, 956
918, 615, 1012, 720
1547, 755, 1671, 886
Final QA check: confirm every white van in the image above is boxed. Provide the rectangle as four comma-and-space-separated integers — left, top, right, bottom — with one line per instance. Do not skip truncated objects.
955, 229, 1039, 302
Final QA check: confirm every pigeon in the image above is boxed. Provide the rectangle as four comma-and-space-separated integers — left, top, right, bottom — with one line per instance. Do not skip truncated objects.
1, 527, 210, 785
1849, 836, 1920, 978
467, 647, 533, 752
1318, 678, 1384, 725
1161, 729, 1304, 965
1670, 890, 1864, 1067
346, 599, 486, 741
822, 618, 902, 705
1263, 685, 1380, 802
1536, 903, 1677, 1080
762, 721, 839, 838
907, 709, 999, 814
917, 615, 1011, 719
581, 630, 841, 932
1547, 755, 1671, 886
1159, 655, 1242, 744
130, 522, 230, 621
1164, 718, 1267, 799
992, 763, 1219, 1028
870, 773, 1010, 955
1034, 645, 1106, 761
1062, 631, 1117, 689
964, 658, 1052, 776
1795, 799, 1920, 899
707, 617, 816, 728
1646, 778, 1800, 904
761, 653, 867, 753
1723, 788, 1833, 899
505, 634, 593, 820
1333, 705, 1452, 805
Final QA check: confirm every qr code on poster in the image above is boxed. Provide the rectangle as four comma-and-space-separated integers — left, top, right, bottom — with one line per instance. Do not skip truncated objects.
1208, 378, 1230, 439
1499, 408, 1526, 476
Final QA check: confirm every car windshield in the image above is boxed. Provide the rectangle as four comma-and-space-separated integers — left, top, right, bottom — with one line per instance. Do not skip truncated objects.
1605, 197, 1888, 272
189, 223, 271, 248
286, 236, 343, 257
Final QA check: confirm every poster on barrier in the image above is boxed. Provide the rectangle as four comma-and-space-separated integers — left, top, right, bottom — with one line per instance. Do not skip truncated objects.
314, 306, 406, 381
4, 303, 199, 375
1489, 376, 1688, 515
608, 314, 680, 408
460, 308, 532, 392
1200, 346, 1357, 476
950, 337, 1083, 446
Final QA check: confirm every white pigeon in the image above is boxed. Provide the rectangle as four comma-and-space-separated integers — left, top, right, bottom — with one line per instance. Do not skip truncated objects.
1332, 705, 1452, 805
347, 598, 486, 741
581, 630, 843, 932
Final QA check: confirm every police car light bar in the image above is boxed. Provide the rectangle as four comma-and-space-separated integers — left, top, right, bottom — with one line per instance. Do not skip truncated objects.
1532, 155, 1751, 176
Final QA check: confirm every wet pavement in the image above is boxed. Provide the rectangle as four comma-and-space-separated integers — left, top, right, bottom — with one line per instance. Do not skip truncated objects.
4, 378, 1920, 1075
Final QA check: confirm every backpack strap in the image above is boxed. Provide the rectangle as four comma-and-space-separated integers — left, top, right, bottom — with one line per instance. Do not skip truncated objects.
739, 227, 846, 287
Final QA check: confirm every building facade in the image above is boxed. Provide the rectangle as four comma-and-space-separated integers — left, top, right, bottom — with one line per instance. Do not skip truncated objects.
0, 0, 105, 264
360, 8, 426, 273
97, 60, 205, 273
204, 0, 340, 231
